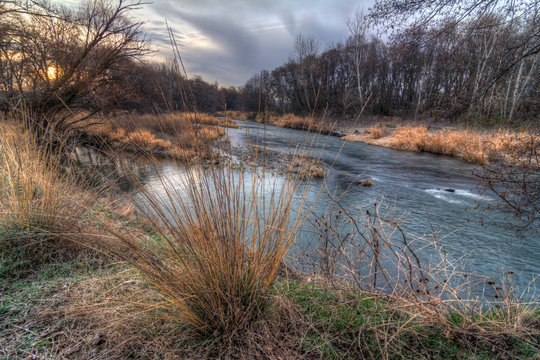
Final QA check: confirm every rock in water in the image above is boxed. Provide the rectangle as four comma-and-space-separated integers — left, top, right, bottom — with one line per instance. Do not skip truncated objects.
358, 179, 373, 186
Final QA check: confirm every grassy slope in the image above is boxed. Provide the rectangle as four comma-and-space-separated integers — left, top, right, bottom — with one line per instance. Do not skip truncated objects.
1, 245, 537, 359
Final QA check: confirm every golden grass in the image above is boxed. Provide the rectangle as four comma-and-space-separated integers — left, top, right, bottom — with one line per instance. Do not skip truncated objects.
0, 124, 93, 268
217, 111, 336, 134
84, 113, 230, 160
103, 112, 238, 132
367, 124, 387, 139
98, 164, 307, 337
344, 125, 540, 165
259, 113, 335, 134
0, 126, 71, 234
187, 112, 239, 128
216, 110, 256, 121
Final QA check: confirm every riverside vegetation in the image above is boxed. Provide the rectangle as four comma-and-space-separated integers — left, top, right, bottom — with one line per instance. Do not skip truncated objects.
1, 0, 539, 358
1, 113, 539, 359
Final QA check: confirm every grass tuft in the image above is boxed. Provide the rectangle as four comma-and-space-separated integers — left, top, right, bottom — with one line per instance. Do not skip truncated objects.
100, 164, 305, 337
0, 125, 89, 275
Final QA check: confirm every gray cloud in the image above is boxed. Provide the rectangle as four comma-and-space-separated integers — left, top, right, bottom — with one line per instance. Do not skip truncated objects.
135, 0, 375, 86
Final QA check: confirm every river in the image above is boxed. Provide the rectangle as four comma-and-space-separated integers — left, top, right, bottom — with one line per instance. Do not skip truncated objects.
139, 120, 538, 301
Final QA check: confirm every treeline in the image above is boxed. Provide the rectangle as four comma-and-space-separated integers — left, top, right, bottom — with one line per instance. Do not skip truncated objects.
2, 0, 537, 126
241, 15, 539, 123
125, 12, 538, 124
104, 61, 249, 113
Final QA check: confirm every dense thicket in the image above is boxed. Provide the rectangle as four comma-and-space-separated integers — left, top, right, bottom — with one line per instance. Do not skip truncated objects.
241, 14, 539, 123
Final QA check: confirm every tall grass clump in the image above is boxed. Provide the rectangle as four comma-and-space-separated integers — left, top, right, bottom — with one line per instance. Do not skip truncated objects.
0, 125, 87, 273
102, 163, 307, 337
367, 124, 387, 139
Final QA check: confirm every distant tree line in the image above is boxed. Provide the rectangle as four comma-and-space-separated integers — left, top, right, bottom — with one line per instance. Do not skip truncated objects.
104, 60, 251, 114
116, 0, 539, 124
240, 12, 539, 123
2, 0, 537, 126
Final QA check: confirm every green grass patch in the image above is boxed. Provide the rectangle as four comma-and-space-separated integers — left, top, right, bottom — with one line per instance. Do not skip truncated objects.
276, 282, 537, 359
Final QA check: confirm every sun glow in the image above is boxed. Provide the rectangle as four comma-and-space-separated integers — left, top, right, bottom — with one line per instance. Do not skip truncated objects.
47, 65, 57, 80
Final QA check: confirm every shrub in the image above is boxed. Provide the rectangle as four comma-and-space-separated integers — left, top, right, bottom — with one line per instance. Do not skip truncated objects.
367, 124, 387, 139
102, 165, 305, 336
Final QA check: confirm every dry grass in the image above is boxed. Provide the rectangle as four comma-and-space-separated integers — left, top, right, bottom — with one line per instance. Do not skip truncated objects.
366, 124, 387, 139
217, 111, 337, 134
0, 259, 309, 359
103, 112, 238, 132
216, 110, 256, 121
83, 113, 229, 160
187, 112, 239, 128
0, 123, 99, 276
344, 125, 540, 165
288, 157, 326, 180
252, 113, 336, 134
96, 164, 308, 338
305, 197, 539, 358
0, 126, 80, 241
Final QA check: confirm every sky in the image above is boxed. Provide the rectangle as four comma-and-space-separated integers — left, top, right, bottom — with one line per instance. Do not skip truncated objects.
132, 0, 376, 86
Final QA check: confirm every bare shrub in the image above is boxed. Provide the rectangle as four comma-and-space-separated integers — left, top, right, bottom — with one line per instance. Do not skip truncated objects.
305, 195, 539, 354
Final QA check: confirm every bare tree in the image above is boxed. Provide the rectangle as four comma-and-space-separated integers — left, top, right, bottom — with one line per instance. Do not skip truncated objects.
370, 0, 540, 117
0, 0, 148, 145
347, 9, 369, 107
294, 33, 320, 113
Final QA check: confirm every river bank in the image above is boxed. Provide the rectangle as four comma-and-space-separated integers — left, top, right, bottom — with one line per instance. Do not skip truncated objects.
3, 248, 538, 359
1, 121, 538, 359
343, 123, 540, 166
78, 112, 236, 161
218, 111, 539, 167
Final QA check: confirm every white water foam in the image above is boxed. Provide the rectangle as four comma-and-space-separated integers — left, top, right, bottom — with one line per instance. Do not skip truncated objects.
425, 189, 465, 204
425, 188, 493, 204
454, 189, 493, 201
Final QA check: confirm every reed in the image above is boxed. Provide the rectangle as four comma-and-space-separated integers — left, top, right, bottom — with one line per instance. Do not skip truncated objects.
0, 124, 88, 271
100, 163, 307, 336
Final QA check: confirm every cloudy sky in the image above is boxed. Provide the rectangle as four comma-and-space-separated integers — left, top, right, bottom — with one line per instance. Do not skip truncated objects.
133, 0, 375, 86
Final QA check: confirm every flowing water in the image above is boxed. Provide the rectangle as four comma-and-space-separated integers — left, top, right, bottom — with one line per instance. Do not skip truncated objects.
140, 120, 538, 301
